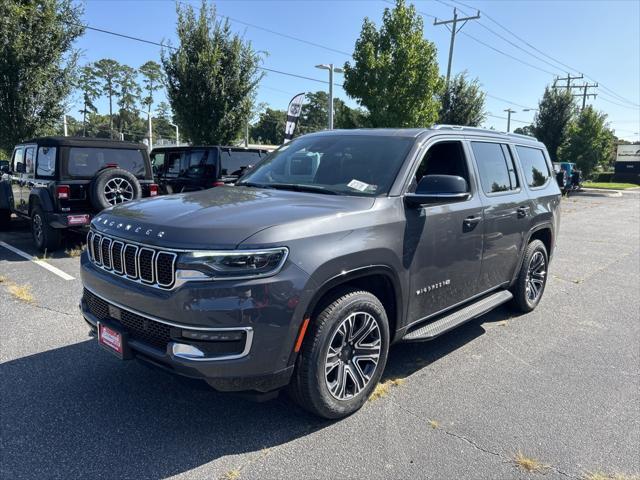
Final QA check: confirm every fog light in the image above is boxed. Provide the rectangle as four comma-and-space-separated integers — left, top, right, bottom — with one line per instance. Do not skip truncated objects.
181, 330, 244, 342
172, 343, 205, 359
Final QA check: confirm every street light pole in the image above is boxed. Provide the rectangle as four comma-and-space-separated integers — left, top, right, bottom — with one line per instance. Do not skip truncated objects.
504, 108, 517, 132
147, 111, 153, 149
315, 63, 344, 130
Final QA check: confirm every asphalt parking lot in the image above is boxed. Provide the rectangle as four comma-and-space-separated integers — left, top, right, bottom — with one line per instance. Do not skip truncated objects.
1, 192, 639, 480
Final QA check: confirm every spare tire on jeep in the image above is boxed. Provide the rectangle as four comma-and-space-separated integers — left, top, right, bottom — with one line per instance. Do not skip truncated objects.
90, 168, 142, 210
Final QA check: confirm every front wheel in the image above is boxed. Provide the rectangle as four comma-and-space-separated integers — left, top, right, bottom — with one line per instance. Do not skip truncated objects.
289, 289, 390, 419
31, 205, 62, 252
511, 239, 548, 313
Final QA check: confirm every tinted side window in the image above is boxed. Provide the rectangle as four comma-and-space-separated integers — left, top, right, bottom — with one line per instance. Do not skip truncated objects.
516, 146, 550, 188
411, 141, 470, 192
471, 142, 517, 194
36, 147, 56, 177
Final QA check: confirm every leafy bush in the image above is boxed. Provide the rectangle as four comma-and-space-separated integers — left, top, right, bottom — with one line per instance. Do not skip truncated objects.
592, 172, 615, 182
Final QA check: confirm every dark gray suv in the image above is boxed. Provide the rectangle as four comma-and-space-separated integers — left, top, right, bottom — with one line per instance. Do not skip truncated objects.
79, 126, 560, 419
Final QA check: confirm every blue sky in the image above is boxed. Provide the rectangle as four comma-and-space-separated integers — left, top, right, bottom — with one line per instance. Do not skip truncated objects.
75, 0, 640, 141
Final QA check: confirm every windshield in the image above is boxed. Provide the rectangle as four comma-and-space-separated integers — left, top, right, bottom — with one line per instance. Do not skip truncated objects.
238, 135, 413, 196
66, 147, 148, 178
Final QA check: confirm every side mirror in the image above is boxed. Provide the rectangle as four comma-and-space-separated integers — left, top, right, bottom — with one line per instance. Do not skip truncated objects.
405, 174, 470, 207
0, 165, 9, 174
15, 162, 25, 173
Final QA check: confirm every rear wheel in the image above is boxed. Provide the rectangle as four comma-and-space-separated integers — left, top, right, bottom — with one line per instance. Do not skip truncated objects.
511, 239, 548, 313
0, 209, 10, 230
289, 289, 389, 419
31, 205, 62, 252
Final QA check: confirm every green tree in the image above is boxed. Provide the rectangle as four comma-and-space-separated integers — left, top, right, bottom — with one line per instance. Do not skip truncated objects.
343, 0, 443, 127
139, 61, 164, 115
115, 65, 141, 135
162, 0, 263, 144
513, 125, 535, 137
77, 65, 101, 136
93, 58, 123, 138
533, 87, 575, 162
0, 0, 84, 151
250, 108, 286, 145
296, 91, 366, 135
559, 106, 615, 177
438, 72, 486, 126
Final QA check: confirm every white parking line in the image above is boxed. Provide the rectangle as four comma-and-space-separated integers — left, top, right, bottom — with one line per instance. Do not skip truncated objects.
0, 241, 75, 281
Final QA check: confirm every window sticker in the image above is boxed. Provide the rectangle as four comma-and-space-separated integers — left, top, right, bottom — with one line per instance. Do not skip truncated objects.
347, 179, 370, 192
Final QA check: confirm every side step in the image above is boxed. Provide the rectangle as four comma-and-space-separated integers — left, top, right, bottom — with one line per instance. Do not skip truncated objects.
402, 290, 513, 342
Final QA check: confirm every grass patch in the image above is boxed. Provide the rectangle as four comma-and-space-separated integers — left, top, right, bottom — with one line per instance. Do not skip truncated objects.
584, 473, 640, 480
369, 378, 405, 401
65, 245, 86, 258
7, 283, 34, 303
428, 419, 439, 429
220, 470, 240, 480
512, 450, 549, 473
583, 182, 639, 190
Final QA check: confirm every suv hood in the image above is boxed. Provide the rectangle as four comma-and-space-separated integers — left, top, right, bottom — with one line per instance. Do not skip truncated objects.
91, 186, 375, 249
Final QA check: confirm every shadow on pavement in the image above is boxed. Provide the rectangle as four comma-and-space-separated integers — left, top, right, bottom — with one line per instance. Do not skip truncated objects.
0, 306, 510, 478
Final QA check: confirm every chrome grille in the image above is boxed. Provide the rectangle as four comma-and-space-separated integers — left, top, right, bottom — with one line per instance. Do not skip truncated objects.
87, 231, 177, 289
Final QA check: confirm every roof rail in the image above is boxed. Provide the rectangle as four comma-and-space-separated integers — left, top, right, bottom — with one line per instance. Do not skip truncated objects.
432, 124, 538, 141
431, 124, 507, 135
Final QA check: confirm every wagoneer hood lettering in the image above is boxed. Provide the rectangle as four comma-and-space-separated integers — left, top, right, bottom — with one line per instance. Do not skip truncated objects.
91, 186, 375, 249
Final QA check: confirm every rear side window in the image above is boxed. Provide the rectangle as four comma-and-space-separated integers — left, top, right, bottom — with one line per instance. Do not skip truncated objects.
13, 148, 24, 171
184, 149, 215, 178
471, 142, 518, 194
220, 150, 264, 177
516, 146, 550, 188
67, 148, 147, 178
36, 147, 56, 177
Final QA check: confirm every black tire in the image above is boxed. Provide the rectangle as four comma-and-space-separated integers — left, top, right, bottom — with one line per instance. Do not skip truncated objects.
31, 205, 62, 252
288, 289, 390, 419
90, 168, 142, 211
510, 239, 548, 313
0, 209, 10, 231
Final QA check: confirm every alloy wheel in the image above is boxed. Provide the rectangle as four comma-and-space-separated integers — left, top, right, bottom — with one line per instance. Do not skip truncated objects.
525, 250, 546, 303
32, 213, 43, 244
324, 311, 382, 400
104, 177, 134, 205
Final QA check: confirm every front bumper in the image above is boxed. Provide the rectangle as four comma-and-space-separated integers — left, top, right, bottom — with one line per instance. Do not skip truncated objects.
79, 253, 314, 392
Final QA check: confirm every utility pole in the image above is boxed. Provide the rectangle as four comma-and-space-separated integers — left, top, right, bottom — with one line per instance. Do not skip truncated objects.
63, 114, 68, 137
573, 83, 598, 110
147, 111, 153, 149
553, 73, 584, 91
504, 108, 516, 132
434, 8, 481, 86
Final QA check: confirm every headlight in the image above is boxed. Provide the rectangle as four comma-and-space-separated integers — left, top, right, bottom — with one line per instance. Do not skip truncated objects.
180, 247, 288, 279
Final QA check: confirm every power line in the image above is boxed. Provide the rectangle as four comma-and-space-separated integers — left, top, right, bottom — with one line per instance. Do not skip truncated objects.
459, 31, 557, 76
449, 0, 640, 107
485, 93, 535, 110
74, 21, 336, 86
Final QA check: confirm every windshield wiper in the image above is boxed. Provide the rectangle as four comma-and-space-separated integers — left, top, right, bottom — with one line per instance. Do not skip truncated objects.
266, 183, 340, 195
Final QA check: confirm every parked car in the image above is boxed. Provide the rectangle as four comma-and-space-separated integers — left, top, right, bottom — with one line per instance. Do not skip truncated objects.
150, 146, 269, 194
79, 126, 560, 419
0, 137, 158, 251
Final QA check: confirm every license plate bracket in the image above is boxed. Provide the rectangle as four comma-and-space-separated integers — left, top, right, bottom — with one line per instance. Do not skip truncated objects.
98, 322, 133, 360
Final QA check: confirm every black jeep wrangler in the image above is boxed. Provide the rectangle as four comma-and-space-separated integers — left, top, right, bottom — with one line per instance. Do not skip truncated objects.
80, 126, 560, 419
0, 137, 157, 251
151, 145, 269, 194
